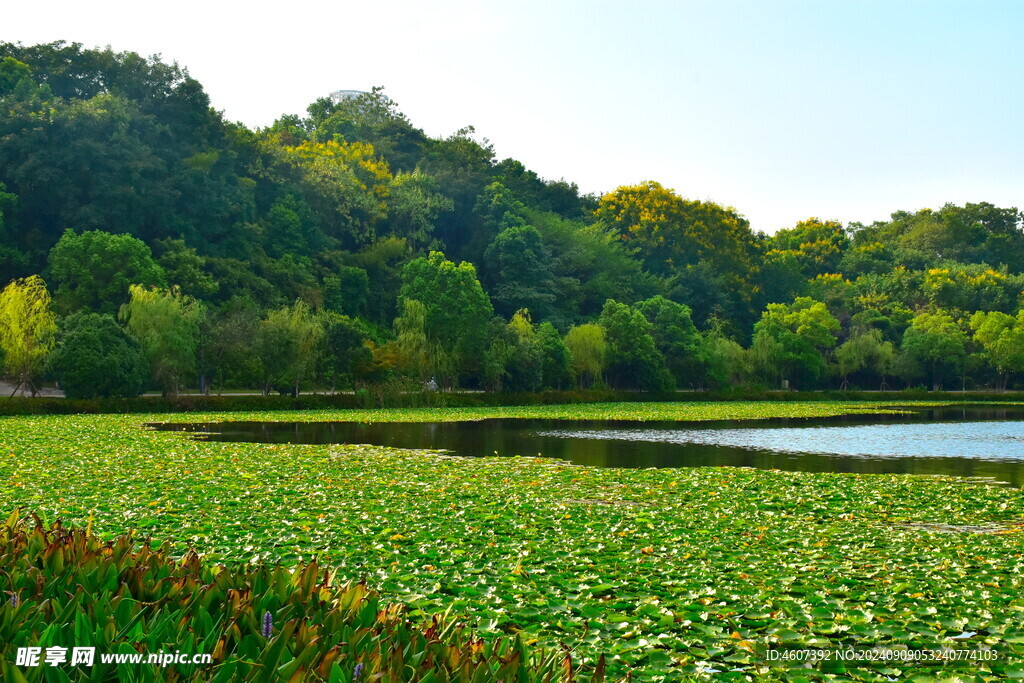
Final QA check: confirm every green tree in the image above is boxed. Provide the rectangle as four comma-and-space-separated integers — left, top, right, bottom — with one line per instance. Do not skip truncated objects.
154, 237, 219, 299
120, 285, 203, 397
318, 311, 372, 391
598, 299, 673, 391
483, 224, 557, 319
48, 229, 166, 314
393, 299, 430, 383
969, 311, 1024, 390
256, 300, 323, 396
482, 316, 516, 392
635, 295, 702, 387
505, 310, 543, 392
697, 320, 748, 389
564, 324, 606, 389
595, 181, 760, 328
751, 297, 839, 388
897, 311, 967, 390
45, 312, 147, 398
0, 183, 26, 275
385, 171, 452, 250
0, 275, 57, 396
834, 328, 896, 389
537, 321, 571, 389
322, 266, 369, 317
399, 251, 493, 382
201, 299, 261, 393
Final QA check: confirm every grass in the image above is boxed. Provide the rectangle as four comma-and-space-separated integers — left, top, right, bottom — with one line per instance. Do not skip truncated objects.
1, 401, 1023, 680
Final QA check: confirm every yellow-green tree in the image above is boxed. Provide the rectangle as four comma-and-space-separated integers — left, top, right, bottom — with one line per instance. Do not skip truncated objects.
120, 285, 204, 398
970, 311, 1024, 390
595, 181, 760, 328
564, 323, 606, 389
0, 275, 56, 396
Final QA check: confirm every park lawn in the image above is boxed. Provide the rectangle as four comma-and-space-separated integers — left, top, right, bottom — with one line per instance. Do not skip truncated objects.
1, 402, 1023, 680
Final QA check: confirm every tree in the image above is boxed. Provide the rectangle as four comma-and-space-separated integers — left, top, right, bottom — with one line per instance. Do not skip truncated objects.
564, 324, 606, 389
399, 251, 493, 382
969, 311, 1024, 390
751, 297, 839, 388
538, 322, 571, 389
256, 300, 322, 396
48, 229, 166, 314
45, 313, 146, 398
635, 295, 702, 387
595, 181, 760, 328
897, 311, 966, 390
505, 310, 543, 392
307, 87, 428, 173
0, 275, 57, 396
385, 171, 452, 250
154, 237, 219, 299
482, 224, 557, 320
120, 285, 203, 397
598, 299, 673, 391
393, 299, 430, 383
834, 328, 896, 389
322, 266, 369, 317
0, 183, 26, 276
698, 319, 748, 389
200, 299, 261, 393
765, 218, 849, 279
318, 311, 372, 391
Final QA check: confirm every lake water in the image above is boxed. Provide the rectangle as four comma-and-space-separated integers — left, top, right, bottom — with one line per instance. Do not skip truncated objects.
150, 406, 1024, 486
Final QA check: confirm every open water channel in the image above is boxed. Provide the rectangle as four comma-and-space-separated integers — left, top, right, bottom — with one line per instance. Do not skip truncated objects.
150, 405, 1024, 486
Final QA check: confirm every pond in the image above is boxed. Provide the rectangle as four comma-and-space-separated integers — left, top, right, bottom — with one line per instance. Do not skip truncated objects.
150, 406, 1024, 486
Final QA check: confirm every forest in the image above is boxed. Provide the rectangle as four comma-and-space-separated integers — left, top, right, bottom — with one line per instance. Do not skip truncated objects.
2, 41, 1024, 398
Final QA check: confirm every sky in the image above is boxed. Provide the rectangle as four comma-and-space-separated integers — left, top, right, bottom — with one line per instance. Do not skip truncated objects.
4, 0, 1023, 234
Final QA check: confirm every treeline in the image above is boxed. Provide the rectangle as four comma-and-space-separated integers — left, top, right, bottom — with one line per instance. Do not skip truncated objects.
1, 42, 1024, 397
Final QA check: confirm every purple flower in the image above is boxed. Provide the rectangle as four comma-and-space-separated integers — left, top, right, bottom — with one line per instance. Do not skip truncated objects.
8, 594, 17, 608
353, 663, 364, 682
262, 611, 273, 638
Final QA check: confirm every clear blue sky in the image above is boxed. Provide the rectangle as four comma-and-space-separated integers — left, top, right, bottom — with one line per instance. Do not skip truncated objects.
5, 0, 1022, 233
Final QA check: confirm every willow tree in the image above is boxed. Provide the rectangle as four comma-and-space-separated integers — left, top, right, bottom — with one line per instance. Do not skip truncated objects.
564, 323, 606, 389
120, 284, 204, 397
256, 300, 323, 396
0, 275, 56, 396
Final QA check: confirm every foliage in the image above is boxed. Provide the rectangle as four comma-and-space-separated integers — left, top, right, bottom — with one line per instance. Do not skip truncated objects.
45, 312, 146, 398
537, 322, 571, 390
897, 311, 967, 390
318, 311, 372, 391
595, 181, 760, 328
256, 300, 322, 395
751, 297, 839, 388
483, 224, 557, 320
697, 320, 749, 389
4, 41, 1024, 393
834, 328, 896, 388
48, 229, 167, 315
563, 324, 606, 389
969, 310, 1024, 389
120, 285, 204, 397
635, 295, 702, 387
0, 275, 57, 394
598, 300, 673, 391
399, 251, 493, 381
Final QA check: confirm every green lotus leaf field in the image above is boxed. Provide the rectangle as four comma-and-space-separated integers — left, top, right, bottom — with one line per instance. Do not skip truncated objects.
1, 402, 1022, 680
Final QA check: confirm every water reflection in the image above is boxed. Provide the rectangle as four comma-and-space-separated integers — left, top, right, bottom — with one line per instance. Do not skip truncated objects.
150, 406, 1024, 487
